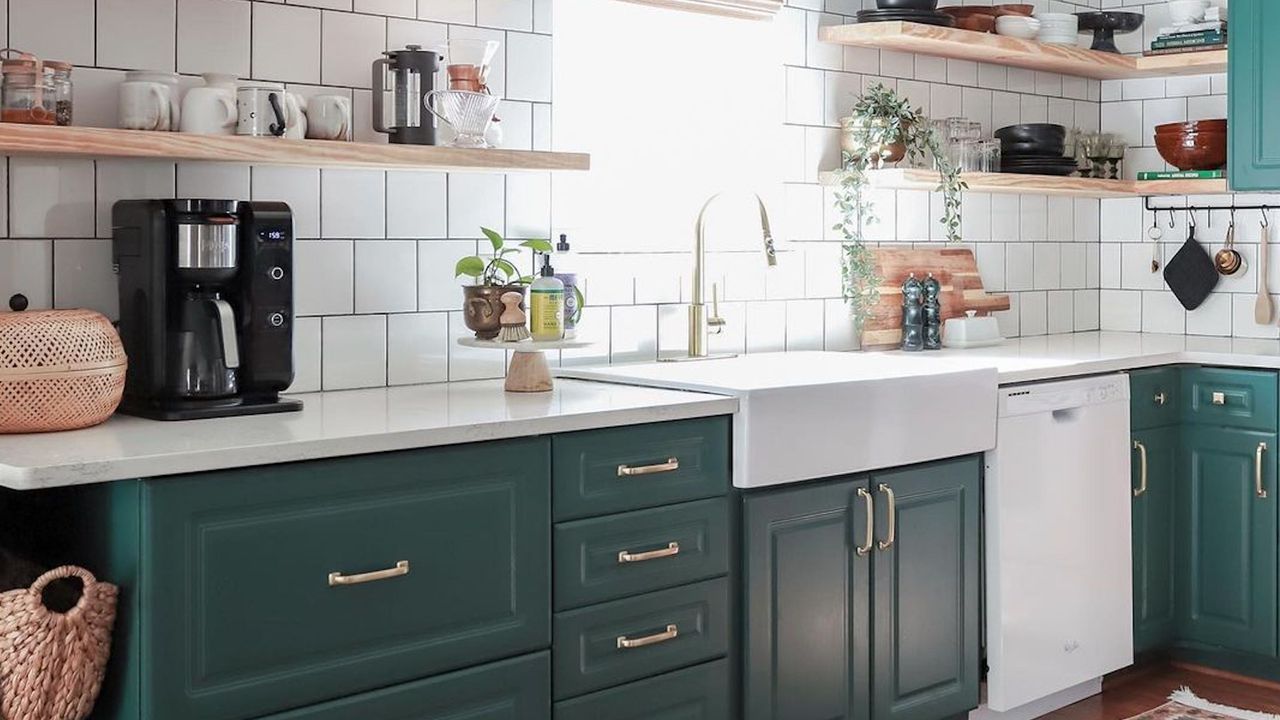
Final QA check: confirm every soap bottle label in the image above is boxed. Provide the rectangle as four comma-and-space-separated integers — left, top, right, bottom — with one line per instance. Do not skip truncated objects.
530, 288, 565, 340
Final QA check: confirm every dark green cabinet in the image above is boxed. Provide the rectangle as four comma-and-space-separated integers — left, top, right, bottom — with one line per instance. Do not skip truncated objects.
871, 461, 980, 720
1177, 426, 1277, 657
1229, 0, 1280, 190
742, 457, 980, 720
1131, 426, 1178, 653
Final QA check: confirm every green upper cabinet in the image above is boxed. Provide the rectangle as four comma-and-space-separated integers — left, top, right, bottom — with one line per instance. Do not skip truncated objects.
1129, 368, 1181, 431
1177, 426, 1278, 657
140, 439, 552, 720
742, 477, 872, 720
1229, 0, 1280, 190
870, 458, 980, 720
1132, 426, 1178, 653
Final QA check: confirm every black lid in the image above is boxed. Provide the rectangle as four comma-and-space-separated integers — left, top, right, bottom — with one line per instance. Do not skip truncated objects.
556, 233, 570, 253
540, 253, 555, 277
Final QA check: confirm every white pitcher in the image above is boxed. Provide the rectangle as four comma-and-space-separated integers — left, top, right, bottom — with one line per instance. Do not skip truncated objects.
179, 73, 238, 135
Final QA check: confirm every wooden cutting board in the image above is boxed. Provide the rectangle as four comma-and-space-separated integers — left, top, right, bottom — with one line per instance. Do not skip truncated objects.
860, 247, 1011, 350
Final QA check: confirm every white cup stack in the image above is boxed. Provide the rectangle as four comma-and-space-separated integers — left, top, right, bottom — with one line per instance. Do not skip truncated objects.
1035, 12, 1080, 45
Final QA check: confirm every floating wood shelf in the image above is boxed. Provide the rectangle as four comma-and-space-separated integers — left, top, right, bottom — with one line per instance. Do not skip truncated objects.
819, 168, 1229, 198
819, 22, 1227, 80
0, 124, 590, 172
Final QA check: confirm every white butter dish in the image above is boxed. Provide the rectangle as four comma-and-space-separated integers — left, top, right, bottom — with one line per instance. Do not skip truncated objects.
943, 310, 1003, 349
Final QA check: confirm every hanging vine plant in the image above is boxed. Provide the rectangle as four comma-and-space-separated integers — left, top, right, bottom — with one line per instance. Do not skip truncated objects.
832, 83, 966, 326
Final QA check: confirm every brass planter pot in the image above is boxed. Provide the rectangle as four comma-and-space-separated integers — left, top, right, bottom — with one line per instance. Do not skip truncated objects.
841, 117, 908, 166
463, 285, 525, 339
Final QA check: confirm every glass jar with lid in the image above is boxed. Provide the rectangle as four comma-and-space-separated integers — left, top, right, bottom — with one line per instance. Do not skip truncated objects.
1, 55, 56, 125
46, 60, 72, 126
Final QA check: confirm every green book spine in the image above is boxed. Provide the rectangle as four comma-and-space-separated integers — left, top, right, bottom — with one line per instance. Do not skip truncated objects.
1151, 33, 1226, 49
1137, 170, 1224, 180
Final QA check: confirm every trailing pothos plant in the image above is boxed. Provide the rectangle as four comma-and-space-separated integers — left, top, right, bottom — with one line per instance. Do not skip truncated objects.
832, 83, 966, 326
455, 228, 554, 286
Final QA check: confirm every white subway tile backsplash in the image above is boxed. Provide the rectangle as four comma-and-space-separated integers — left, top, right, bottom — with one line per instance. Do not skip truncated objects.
1141, 291, 1185, 334
387, 312, 449, 385
357, 0, 417, 18
356, 240, 418, 313
177, 163, 251, 200
177, 0, 252, 77
253, 166, 321, 238
785, 299, 824, 351
10, 159, 95, 239
295, 240, 354, 315
448, 173, 505, 238
1047, 290, 1073, 334
506, 173, 552, 239
610, 305, 658, 364
288, 317, 322, 393
1019, 291, 1048, 336
321, 169, 386, 238
418, 240, 475, 311
322, 11, 386, 89
387, 171, 448, 239
322, 314, 388, 389
253, 3, 322, 84
11, 0, 94, 66
419, 0, 476, 23
99, 0, 177, 72
52, 240, 117, 319
0, 240, 52, 310
96, 161, 177, 237
746, 301, 787, 353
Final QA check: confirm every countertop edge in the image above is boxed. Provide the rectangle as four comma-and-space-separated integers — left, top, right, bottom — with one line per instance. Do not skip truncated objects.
0, 395, 738, 491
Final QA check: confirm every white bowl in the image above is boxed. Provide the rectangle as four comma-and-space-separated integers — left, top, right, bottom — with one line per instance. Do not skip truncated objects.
1034, 13, 1079, 30
996, 15, 1041, 39
1168, 0, 1211, 25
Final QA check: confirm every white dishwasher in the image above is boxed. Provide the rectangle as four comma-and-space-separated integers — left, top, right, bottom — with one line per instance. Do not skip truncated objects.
981, 374, 1133, 720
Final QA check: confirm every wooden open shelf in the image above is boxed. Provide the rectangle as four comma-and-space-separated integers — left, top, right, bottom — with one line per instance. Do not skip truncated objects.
819, 168, 1229, 198
0, 124, 590, 172
819, 22, 1227, 80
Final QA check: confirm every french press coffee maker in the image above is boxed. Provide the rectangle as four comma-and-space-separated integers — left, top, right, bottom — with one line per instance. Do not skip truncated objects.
372, 44, 441, 145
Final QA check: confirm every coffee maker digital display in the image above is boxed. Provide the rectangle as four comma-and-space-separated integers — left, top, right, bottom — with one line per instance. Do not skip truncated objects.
113, 199, 302, 420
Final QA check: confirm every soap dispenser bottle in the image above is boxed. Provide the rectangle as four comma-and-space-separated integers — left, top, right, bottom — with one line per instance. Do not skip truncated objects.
922, 273, 942, 350
530, 253, 565, 341
554, 234, 579, 339
901, 273, 924, 352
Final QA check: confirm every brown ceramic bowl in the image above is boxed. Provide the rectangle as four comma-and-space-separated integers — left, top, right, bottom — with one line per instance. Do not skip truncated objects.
955, 14, 997, 31
994, 4, 1035, 16
939, 6, 995, 18
1155, 118, 1227, 135
1154, 130, 1227, 171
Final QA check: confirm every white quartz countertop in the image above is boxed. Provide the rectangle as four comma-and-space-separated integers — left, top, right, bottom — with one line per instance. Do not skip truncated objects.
0, 379, 737, 491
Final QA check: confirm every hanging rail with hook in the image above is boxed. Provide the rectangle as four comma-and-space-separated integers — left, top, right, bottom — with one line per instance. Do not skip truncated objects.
1143, 198, 1278, 215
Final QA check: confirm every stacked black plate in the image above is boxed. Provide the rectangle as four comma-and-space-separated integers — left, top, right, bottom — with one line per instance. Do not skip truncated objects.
856, 8, 956, 26
994, 123, 1079, 176
857, 1, 954, 26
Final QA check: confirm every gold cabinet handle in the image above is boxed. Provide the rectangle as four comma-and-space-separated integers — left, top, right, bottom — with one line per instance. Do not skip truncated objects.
617, 458, 679, 477
328, 560, 409, 587
855, 487, 874, 557
877, 484, 897, 550
1133, 440, 1148, 498
618, 542, 680, 564
1257, 442, 1269, 499
617, 624, 678, 649
1212, 391, 1226, 405
1153, 392, 1167, 406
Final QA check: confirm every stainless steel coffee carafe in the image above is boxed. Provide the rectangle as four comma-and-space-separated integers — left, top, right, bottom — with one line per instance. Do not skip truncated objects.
372, 44, 441, 145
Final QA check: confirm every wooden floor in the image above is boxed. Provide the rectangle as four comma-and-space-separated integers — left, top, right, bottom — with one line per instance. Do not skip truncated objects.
1041, 663, 1280, 720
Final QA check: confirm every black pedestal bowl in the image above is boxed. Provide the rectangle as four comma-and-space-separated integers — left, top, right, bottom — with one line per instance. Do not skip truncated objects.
1075, 11, 1145, 53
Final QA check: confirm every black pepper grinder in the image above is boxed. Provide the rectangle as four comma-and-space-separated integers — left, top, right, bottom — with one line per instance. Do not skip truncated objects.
923, 273, 942, 350
901, 273, 924, 352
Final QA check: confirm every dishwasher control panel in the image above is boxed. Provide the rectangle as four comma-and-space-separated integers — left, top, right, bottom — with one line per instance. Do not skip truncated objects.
1000, 374, 1130, 417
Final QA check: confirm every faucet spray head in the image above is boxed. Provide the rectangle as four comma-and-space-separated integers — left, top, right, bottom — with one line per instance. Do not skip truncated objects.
756, 195, 778, 267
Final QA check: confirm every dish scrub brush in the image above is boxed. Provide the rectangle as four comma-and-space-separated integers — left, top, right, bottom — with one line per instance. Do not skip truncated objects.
498, 291, 531, 342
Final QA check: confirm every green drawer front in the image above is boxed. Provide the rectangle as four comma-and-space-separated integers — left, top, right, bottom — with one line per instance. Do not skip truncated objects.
142, 439, 551, 720
1181, 368, 1278, 431
260, 652, 550, 720
553, 577, 729, 700
554, 498, 729, 611
1130, 367, 1181, 429
553, 417, 730, 521
554, 659, 730, 720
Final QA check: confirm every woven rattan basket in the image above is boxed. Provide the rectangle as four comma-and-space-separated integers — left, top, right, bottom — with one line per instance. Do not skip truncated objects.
0, 566, 119, 720
0, 310, 127, 433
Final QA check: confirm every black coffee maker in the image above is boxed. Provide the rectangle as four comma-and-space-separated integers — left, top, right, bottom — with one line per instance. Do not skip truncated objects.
113, 199, 302, 420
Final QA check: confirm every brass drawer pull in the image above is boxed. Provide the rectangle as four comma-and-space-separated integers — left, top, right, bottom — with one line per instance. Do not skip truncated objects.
856, 487, 874, 557
877, 484, 897, 550
617, 624, 678, 649
328, 560, 410, 587
1133, 440, 1148, 498
1257, 443, 1269, 499
1153, 392, 1167, 406
1212, 391, 1226, 405
618, 542, 681, 564
617, 458, 680, 477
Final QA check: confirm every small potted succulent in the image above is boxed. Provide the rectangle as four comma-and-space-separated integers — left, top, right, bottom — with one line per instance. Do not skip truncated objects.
456, 228, 553, 339
834, 83, 966, 328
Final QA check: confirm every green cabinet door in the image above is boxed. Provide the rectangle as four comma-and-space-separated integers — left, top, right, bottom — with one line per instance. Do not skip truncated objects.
742, 477, 872, 720
871, 458, 980, 720
1177, 427, 1278, 657
1229, 0, 1280, 190
1132, 426, 1179, 653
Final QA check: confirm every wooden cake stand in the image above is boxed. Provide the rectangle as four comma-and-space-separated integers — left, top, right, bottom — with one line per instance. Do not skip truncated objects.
457, 338, 592, 393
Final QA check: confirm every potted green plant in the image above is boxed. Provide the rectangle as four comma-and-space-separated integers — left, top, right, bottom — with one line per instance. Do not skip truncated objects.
455, 228, 553, 339
833, 83, 966, 329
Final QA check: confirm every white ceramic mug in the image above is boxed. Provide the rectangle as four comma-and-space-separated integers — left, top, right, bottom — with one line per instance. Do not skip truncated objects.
283, 92, 307, 140
306, 94, 352, 141
236, 83, 289, 137
179, 73, 238, 135
119, 78, 180, 131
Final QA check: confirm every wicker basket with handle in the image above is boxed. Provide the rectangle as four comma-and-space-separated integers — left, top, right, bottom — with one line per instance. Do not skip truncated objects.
0, 566, 119, 720
0, 309, 127, 433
